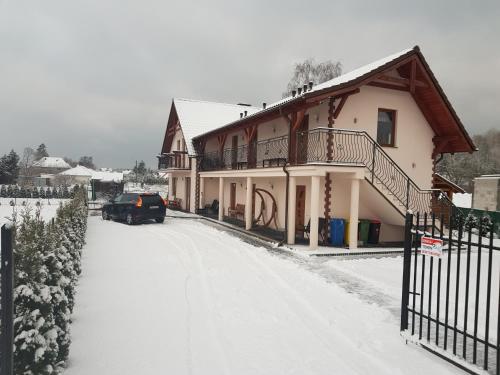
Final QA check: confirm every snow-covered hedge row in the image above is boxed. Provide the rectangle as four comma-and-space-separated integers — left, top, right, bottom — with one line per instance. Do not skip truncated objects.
12, 189, 88, 374
0, 184, 81, 199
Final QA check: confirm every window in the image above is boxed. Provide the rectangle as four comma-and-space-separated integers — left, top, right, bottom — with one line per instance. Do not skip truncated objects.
377, 109, 396, 147
177, 140, 181, 151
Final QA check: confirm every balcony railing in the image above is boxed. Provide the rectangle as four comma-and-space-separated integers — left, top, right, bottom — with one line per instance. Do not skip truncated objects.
157, 153, 190, 170
200, 135, 288, 171
198, 127, 458, 217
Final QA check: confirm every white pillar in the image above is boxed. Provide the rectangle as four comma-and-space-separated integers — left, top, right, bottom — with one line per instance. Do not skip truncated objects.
309, 175, 320, 250
349, 177, 360, 250
190, 158, 196, 213
287, 176, 297, 244
245, 177, 253, 230
199, 177, 205, 209
168, 174, 173, 200
218, 177, 224, 221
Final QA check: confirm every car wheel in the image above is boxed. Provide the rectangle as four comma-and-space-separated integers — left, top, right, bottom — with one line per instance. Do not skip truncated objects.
126, 213, 135, 225
102, 210, 109, 220
155, 217, 165, 224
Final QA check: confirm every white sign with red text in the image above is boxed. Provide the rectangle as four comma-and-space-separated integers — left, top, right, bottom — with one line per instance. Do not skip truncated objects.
420, 237, 443, 258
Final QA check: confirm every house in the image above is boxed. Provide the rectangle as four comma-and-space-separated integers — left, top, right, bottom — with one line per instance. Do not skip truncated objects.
158, 46, 475, 249
472, 175, 500, 211
19, 156, 72, 186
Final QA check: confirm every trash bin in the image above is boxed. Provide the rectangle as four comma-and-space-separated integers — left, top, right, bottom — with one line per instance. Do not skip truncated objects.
358, 219, 370, 245
368, 220, 381, 244
330, 218, 345, 246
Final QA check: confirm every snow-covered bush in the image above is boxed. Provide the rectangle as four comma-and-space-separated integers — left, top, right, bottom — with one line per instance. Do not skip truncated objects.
12, 189, 88, 374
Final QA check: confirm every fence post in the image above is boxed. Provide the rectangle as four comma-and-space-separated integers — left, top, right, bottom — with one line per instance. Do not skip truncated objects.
401, 212, 413, 331
1, 224, 14, 375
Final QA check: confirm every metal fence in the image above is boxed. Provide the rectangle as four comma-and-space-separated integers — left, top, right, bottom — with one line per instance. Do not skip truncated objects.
401, 211, 499, 374
1, 224, 14, 375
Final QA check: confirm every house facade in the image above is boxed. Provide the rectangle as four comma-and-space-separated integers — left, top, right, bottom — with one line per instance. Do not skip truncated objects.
158, 46, 475, 249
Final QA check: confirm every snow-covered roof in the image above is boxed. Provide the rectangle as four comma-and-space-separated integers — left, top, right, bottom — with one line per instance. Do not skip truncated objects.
33, 157, 71, 169
192, 48, 413, 141
59, 165, 123, 182
173, 98, 261, 155
59, 165, 95, 177
93, 171, 123, 182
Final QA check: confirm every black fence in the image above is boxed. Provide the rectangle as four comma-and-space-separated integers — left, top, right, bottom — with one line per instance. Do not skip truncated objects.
1, 224, 14, 375
401, 212, 499, 374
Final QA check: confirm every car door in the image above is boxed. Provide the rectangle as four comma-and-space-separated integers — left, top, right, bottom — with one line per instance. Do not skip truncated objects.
110, 194, 123, 219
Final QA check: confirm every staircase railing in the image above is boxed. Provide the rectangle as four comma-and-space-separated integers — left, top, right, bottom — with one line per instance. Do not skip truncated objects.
296, 127, 457, 216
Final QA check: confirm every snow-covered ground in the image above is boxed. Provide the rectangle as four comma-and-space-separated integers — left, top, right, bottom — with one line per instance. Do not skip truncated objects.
65, 216, 460, 375
0, 198, 67, 227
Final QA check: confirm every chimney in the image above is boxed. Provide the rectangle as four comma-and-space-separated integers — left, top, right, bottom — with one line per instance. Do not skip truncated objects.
263, 102, 267, 109
292, 90, 296, 97
308, 81, 313, 90
244, 110, 248, 117
240, 113, 243, 118
297, 87, 302, 95
303, 84, 308, 92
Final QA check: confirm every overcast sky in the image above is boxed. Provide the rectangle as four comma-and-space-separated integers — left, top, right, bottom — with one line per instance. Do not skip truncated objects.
1, 0, 499, 168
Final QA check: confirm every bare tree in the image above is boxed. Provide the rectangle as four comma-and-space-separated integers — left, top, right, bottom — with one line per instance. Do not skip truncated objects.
18, 147, 36, 186
283, 58, 342, 97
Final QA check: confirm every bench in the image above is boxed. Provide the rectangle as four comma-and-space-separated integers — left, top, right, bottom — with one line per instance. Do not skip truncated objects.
228, 203, 245, 220
167, 198, 182, 210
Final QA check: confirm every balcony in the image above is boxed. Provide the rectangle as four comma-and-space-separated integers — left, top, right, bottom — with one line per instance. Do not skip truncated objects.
200, 134, 288, 171
157, 152, 190, 170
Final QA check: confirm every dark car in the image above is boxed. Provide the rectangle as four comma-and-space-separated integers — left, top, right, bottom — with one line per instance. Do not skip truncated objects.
102, 192, 166, 225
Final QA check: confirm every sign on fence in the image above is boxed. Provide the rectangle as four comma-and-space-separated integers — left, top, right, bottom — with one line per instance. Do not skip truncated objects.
420, 236, 443, 257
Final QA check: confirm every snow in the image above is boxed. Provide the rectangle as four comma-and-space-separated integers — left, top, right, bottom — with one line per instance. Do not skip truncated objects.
65, 216, 459, 375
58, 165, 123, 182
59, 165, 94, 177
173, 98, 261, 155
454, 193, 472, 208
0, 198, 67, 227
33, 157, 71, 169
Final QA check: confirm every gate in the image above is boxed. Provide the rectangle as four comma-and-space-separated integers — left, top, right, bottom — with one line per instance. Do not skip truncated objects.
401, 212, 499, 374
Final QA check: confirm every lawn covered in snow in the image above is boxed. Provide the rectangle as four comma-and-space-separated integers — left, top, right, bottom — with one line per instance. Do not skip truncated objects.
0, 198, 68, 227
64, 216, 460, 375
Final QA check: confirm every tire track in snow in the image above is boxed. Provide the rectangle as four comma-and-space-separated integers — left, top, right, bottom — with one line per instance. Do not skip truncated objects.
146, 222, 231, 375
143, 224, 194, 375
173, 222, 370, 374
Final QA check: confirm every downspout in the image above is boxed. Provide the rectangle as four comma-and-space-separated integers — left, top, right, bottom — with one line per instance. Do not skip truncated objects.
278, 110, 292, 247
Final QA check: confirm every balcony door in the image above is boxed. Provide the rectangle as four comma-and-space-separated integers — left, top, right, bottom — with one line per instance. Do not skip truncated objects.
248, 130, 258, 169
295, 185, 306, 236
296, 115, 309, 164
231, 135, 238, 169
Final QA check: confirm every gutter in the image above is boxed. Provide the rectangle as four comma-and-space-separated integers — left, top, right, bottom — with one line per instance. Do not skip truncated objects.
278, 111, 292, 247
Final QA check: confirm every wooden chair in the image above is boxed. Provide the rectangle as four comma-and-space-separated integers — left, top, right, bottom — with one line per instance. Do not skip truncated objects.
228, 204, 245, 220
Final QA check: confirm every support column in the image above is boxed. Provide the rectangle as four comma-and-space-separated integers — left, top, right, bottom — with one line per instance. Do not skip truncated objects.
349, 177, 360, 250
287, 176, 297, 244
199, 177, 205, 209
309, 175, 320, 250
245, 177, 253, 230
218, 177, 224, 221
168, 174, 173, 200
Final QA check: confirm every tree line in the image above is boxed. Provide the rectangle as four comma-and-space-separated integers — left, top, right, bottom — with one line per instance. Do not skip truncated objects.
0, 143, 96, 184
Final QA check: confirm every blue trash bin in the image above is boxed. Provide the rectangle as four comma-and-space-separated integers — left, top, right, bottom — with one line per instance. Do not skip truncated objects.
330, 218, 345, 246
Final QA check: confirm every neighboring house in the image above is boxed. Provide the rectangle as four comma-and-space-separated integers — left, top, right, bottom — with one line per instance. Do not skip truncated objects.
158, 46, 476, 249
19, 156, 71, 186
472, 175, 500, 211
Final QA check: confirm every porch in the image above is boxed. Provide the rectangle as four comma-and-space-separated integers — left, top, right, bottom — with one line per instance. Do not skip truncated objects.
198, 165, 369, 250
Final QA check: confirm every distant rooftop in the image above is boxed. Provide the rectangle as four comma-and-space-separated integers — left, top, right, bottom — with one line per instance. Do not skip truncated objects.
33, 157, 71, 169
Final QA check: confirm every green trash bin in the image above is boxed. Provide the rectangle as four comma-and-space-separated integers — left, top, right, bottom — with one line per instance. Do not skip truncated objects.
358, 219, 370, 245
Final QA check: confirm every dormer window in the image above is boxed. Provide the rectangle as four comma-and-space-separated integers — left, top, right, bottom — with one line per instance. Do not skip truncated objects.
377, 109, 396, 147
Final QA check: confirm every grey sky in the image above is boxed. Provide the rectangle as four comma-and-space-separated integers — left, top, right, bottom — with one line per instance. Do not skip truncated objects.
1, 0, 499, 168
